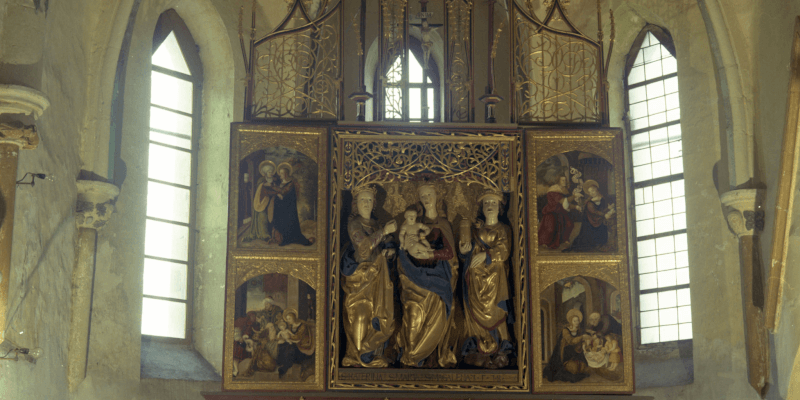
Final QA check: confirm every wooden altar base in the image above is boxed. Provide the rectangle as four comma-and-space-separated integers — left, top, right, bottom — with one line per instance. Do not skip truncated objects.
202, 392, 653, 400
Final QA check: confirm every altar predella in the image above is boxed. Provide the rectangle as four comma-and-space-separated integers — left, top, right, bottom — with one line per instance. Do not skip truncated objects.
221, 0, 633, 395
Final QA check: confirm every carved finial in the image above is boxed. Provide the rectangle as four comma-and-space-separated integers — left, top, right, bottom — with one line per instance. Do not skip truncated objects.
352, 12, 363, 56
491, 21, 505, 59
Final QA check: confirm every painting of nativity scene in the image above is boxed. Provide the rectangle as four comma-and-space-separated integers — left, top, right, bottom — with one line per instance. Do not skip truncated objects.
338, 181, 518, 370
232, 273, 316, 382
540, 276, 624, 384
536, 151, 617, 253
237, 146, 317, 249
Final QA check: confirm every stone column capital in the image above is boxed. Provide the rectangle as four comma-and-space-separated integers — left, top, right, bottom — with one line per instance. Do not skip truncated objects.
0, 121, 39, 149
0, 85, 50, 119
75, 180, 120, 230
720, 189, 764, 238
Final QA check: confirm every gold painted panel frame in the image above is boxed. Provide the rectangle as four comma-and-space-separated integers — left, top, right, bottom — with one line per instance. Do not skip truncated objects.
223, 123, 328, 391
525, 129, 634, 394
328, 126, 529, 392
767, 16, 800, 331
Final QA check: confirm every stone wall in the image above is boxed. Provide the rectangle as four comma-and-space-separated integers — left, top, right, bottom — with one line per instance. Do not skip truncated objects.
604, 0, 756, 398
753, 1, 800, 399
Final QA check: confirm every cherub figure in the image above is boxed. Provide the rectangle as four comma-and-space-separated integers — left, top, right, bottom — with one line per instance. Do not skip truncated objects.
582, 334, 608, 366
398, 209, 432, 254
605, 334, 621, 371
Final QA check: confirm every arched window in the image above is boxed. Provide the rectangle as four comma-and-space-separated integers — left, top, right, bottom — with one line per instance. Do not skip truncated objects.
380, 38, 440, 122
624, 26, 692, 345
140, 10, 202, 340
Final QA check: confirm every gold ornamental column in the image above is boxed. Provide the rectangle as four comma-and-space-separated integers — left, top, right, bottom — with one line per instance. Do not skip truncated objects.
0, 84, 49, 343
721, 189, 769, 396
67, 180, 118, 391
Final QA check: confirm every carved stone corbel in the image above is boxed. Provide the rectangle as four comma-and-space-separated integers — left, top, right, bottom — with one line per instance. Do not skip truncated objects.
74, 181, 119, 230
0, 85, 50, 119
720, 188, 769, 397
68, 180, 119, 392
722, 189, 765, 238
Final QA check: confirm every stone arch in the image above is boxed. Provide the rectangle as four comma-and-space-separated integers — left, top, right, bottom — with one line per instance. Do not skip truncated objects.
86, 0, 234, 379
82, 0, 234, 182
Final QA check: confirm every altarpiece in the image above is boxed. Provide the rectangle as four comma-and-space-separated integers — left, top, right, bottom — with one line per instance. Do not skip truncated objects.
218, 0, 634, 396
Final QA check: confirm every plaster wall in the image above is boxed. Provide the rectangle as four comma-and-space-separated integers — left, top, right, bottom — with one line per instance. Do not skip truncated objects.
0, 0, 85, 398
79, 0, 236, 398
752, 1, 800, 399
602, 0, 754, 399
1, 0, 239, 399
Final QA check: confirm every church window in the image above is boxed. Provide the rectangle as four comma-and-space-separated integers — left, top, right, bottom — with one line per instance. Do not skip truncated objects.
625, 27, 692, 345
141, 11, 203, 340
382, 38, 440, 122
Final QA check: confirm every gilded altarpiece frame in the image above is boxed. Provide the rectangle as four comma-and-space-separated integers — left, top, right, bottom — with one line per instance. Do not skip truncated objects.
526, 129, 634, 394
223, 124, 328, 391
328, 126, 529, 392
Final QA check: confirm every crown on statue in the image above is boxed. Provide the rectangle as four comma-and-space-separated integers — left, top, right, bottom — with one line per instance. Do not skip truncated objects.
477, 187, 504, 204
352, 184, 377, 199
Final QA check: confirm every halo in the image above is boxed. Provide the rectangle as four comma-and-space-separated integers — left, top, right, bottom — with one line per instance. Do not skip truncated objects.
258, 160, 276, 176
283, 308, 299, 321
583, 179, 600, 192
566, 308, 583, 324
277, 161, 293, 176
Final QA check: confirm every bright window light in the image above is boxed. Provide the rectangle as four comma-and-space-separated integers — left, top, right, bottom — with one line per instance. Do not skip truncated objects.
382, 44, 438, 122
142, 21, 198, 340
627, 31, 692, 344
152, 32, 191, 75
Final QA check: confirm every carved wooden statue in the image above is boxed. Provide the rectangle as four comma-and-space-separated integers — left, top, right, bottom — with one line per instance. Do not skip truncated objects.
458, 188, 514, 368
340, 185, 398, 367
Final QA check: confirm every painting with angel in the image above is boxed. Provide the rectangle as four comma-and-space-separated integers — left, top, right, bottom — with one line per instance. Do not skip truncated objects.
535, 150, 617, 253
540, 276, 625, 385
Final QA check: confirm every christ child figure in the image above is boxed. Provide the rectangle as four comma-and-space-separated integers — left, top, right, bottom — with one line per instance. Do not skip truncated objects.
276, 320, 294, 344
399, 209, 432, 254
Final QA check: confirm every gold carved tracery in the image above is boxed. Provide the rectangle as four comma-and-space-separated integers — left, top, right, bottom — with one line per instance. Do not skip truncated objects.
512, 1, 601, 124
340, 130, 513, 192
249, 0, 342, 120
445, 0, 474, 122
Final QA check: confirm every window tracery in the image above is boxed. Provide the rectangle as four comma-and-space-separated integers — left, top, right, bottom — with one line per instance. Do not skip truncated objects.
625, 26, 692, 345
141, 10, 202, 341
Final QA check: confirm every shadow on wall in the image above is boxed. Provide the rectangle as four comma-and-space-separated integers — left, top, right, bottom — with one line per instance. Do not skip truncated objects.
33, 0, 49, 14
635, 339, 694, 389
